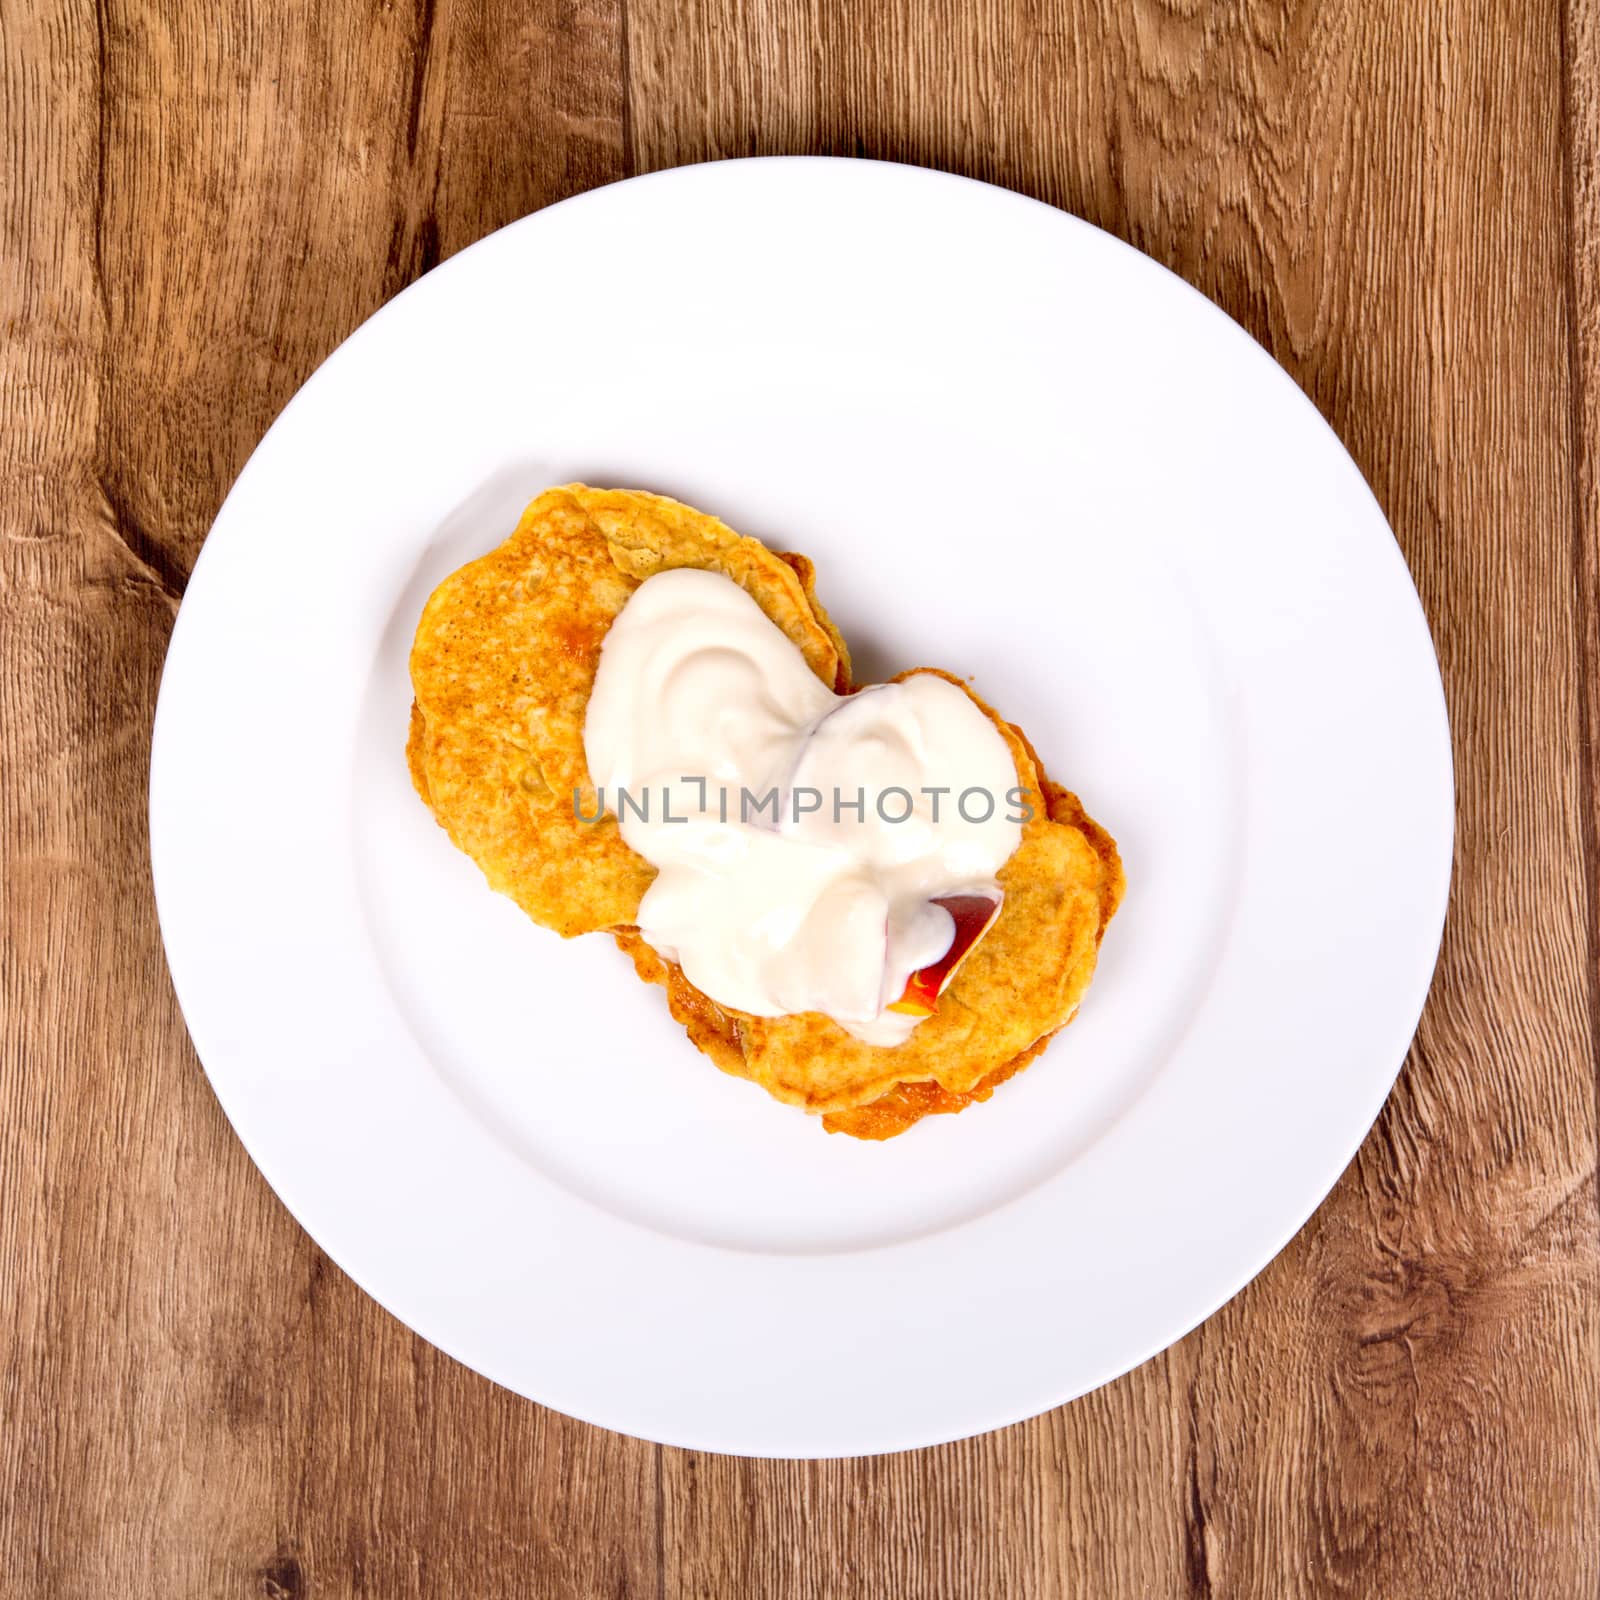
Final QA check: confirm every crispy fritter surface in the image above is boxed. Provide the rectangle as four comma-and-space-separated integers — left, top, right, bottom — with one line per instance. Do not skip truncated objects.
409, 485, 848, 937
613, 765, 1123, 1131
409, 485, 1123, 1138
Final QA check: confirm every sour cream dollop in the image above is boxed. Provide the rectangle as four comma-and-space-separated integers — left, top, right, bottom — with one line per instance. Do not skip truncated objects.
582, 569, 1023, 1045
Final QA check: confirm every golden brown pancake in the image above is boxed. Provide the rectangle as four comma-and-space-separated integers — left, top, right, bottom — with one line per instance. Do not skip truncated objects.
409, 485, 1124, 1139
409, 486, 848, 936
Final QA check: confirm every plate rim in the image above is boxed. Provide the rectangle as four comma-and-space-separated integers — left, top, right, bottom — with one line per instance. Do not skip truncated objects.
150, 155, 1455, 1457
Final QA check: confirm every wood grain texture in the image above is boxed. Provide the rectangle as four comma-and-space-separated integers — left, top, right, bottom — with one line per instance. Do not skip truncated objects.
628, 3, 1600, 1593
3, 0, 1597, 1594
3, 3, 651, 1597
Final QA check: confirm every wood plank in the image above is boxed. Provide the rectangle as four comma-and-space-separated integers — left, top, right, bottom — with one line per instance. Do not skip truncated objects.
1566, 0, 1600, 1459
626, 0, 1600, 1593
0, 2, 654, 1596
4, 0, 1597, 1592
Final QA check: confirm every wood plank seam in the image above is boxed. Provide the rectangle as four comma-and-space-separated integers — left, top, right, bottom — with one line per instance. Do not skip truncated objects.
1560, 0, 1600, 1235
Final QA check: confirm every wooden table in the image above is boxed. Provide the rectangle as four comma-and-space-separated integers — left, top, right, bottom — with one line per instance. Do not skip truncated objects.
6, 1, 1599, 1593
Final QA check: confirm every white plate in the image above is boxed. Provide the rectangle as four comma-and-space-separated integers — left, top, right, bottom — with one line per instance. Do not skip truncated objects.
150, 157, 1452, 1457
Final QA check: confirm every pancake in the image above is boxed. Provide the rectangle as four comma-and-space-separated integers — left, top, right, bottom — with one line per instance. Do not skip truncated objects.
409, 485, 848, 937
409, 485, 1124, 1139
614, 716, 1123, 1133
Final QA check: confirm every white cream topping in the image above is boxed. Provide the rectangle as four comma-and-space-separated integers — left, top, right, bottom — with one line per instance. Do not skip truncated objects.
582, 568, 1022, 1045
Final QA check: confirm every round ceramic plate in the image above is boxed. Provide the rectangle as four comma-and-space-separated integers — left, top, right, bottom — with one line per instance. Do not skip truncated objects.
150, 157, 1452, 1457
